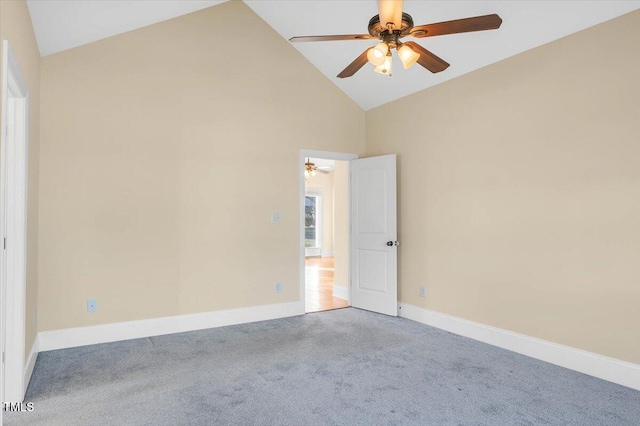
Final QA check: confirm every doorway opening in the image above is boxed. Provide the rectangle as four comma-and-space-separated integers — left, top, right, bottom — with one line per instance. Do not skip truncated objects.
300, 150, 357, 313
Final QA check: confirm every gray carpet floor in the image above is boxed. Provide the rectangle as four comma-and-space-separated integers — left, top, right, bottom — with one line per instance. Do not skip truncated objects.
5, 308, 639, 425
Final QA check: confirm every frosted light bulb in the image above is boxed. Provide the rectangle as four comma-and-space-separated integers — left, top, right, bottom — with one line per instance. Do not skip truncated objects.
366, 42, 389, 66
374, 54, 393, 75
398, 44, 420, 69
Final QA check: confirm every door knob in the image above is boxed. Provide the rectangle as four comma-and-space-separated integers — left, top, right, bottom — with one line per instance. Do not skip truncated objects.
387, 241, 399, 247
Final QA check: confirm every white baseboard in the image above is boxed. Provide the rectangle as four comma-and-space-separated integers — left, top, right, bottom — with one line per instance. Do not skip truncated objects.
39, 301, 304, 352
398, 302, 640, 391
23, 338, 38, 400
332, 285, 348, 301
321, 251, 334, 258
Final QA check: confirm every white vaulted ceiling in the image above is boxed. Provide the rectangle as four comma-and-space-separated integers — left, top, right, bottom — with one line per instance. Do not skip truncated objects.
26, 0, 227, 56
26, 0, 640, 110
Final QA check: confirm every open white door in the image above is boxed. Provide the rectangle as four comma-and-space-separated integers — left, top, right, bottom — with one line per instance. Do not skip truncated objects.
350, 154, 397, 316
1, 40, 29, 404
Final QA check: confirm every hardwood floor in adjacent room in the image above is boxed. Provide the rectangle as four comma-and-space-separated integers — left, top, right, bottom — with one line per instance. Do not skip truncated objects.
305, 257, 348, 313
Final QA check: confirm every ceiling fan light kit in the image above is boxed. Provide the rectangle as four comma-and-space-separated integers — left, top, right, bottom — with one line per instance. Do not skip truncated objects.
304, 159, 331, 178
289, 0, 502, 79
373, 51, 393, 75
397, 43, 420, 69
367, 42, 389, 66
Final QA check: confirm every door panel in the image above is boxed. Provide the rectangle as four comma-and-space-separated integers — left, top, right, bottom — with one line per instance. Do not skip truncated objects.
356, 168, 387, 233
350, 154, 397, 316
357, 249, 388, 292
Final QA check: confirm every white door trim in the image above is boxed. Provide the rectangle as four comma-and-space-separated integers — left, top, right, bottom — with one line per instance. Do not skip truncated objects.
300, 150, 357, 312
1, 40, 30, 403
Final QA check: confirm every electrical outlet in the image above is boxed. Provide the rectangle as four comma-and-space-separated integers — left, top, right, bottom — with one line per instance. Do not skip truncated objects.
87, 299, 97, 313
271, 212, 281, 224
275, 282, 282, 293
419, 286, 426, 297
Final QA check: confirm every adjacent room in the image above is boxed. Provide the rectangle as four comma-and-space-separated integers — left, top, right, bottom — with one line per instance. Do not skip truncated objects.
304, 157, 349, 313
1, 0, 639, 425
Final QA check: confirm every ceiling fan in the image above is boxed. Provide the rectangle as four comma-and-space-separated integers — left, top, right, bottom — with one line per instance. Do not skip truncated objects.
305, 159, 331, 177
289, 0, 502, 78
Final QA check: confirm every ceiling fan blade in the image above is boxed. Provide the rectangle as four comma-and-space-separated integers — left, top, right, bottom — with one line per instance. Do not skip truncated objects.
337, 48, 370, 78
403, 42, 450, 73
378, 0, 404, 31
316, 169, 331, 174
289, 34, 373, 43
410, 14, 502, 38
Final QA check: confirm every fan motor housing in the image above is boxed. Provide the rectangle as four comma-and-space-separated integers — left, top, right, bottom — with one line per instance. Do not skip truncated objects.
368, 12, 414, 38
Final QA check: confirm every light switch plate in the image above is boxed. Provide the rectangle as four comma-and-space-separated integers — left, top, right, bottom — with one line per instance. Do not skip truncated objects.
271, 212, 281, 223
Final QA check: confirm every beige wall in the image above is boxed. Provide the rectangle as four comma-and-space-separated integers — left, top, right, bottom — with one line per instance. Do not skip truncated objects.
38, 1, 365, 331
366, 10, 640, 364
333, 161, 349, 290
0, 0, 41, 359
305, 169, 334, 254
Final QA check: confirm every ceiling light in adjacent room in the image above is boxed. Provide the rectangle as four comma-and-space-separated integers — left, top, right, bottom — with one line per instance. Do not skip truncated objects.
305, 159, 318, 178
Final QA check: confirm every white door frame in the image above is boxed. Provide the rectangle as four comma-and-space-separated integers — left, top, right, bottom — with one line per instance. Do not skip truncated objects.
1, 40, 30, 404
300, 150, 357, 312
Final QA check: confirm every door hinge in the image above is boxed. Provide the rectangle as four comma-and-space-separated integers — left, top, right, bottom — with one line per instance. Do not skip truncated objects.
3, 237, 5, 250
2, 351, 4, 363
